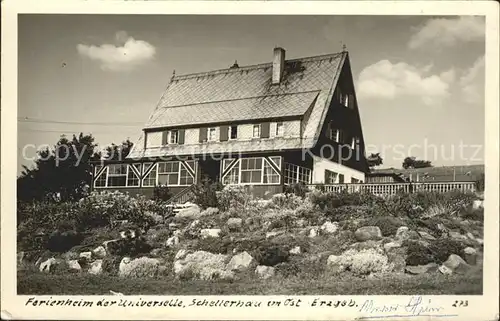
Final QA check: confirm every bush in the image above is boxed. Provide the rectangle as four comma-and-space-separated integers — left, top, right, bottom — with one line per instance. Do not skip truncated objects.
404, 239, 465, 265
216, 185, 251, 212
283, 182, 309, 198
153, 185, 172, 201
359, 216, 404, 237
256, 246, 289, 266
336, 248, 392, 276
101, 255, 123, 275
192, 178, 224, 209
404, 241, 435, 266
460, 207, 484, 221
270, 193, 303, 209
475, 173, 485, 192
429, 239, 465, 264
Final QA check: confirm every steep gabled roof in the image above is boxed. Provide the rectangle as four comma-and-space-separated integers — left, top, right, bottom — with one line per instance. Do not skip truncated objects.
127, 51, 347, 159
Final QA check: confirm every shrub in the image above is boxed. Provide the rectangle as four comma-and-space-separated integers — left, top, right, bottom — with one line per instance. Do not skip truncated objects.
153, 185, 172, 201
404, 239, 465, 265
216, 185, 252, 212
359, 216, 404, 237
283, 182, 309, 198
475, 173, 485, 192
270, 193, 303, 209
404, 241, 435, 266
460, 207, 484, 221
256, 246, 289, 266
191, 237, 233, 255
101, 255, 123, 275
429, 239, 465, 264
192, 178, 224, 209
337, 248, 392, 276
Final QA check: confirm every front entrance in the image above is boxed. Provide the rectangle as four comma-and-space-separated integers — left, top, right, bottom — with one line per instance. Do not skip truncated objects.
197, 158, 220, 183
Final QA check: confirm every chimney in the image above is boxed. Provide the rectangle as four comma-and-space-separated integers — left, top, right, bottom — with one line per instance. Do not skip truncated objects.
272, 47, 285, 84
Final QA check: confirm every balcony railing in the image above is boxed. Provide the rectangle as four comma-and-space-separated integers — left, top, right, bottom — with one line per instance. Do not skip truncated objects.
307, 181, 476, 196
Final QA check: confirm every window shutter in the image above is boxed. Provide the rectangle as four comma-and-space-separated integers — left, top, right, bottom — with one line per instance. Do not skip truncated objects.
261, 122, 270, 138
178, 129, 185, 145
220, 125, 229, 141
199, 128, 208, 142
162, 131, 168, 145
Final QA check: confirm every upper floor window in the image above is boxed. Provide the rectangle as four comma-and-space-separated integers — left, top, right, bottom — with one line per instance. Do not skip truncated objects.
351, 136, 359, 149
229, 126, 238, 140
276, 122, 284, 136
253, 124, 261, 138
208, 127, 217, 141
329, 128, 343, 143
169, 130, 178, 144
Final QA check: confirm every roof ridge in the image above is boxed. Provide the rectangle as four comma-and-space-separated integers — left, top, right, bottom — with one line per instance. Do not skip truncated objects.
172, 51, 346, 81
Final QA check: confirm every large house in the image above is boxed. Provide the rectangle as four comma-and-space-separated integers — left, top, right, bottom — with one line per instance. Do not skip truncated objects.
91, 47, 370, 199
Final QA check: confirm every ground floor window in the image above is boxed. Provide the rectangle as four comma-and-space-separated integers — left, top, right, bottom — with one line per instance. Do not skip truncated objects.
222, 156, 281, 185
143, 160, 196, 187
325, 169, 338, 184
284, 162, 311, 185
93, 163, 141, 188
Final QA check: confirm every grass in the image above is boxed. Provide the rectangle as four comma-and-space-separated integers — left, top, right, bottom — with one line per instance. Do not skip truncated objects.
18, 266, 483, 295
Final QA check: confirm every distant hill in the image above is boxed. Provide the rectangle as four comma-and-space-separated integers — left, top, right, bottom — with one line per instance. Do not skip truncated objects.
372, 164, 484, 182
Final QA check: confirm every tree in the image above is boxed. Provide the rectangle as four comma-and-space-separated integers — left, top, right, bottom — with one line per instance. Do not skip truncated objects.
366, 153, 383, 169
402, 156, 432, 169
104, 139, 134, 161
17, 133, 101, 202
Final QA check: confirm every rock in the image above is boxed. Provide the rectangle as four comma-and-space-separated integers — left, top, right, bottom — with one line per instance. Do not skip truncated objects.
384, 241, 402, 253
418, 231, 436, 240
173, 229, 183, 237
439, 254, 470, 275
227, 218, 243, 231
354, 226, 382, 242
93, 246, 107, 259
326, 255, 346, 274
200, 228, 221, 239
289, 246, 301, 255
308, 227, 319, 238
103, 239, 121, 253
266, 230, 284, 239
320, 221, 339, 234
396, 226, 419, 241
150, 248, 162, 257
88, 260, 103, 275
386, 248, 406, 273
118, 256, 161, 278
255, 265, 275, 279
350, 240, 384, 252
463, 247, 477, 265
166, 236, 180, 247
17, 252, 25, 265
39, 257, 57, 273
176, 204, 202, 219
173, 251, 232, 280
296, 219, 307, 228
476, 238, 484, 245
61, 251, 79, 261
79, 251, 92, 260
201, 207, 219, 216
109, 290, 124, 296
174, 249, 188, 261
226, 251, 255, 272
472, 199, 484, 210
169, 223, 180, 229
449, 231, 468, 241
188, 220, 200, 230
68, 259, 82, 272
466, 232, 475, 240
405, 263, 439, 275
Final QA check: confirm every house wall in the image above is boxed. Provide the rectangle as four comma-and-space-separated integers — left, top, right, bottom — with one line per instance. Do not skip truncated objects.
311, 155, 365, 184
145, 120, 301, 148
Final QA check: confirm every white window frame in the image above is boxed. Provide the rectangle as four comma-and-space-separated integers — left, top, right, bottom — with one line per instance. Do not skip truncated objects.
275, 122, 284, 137
156, 161, 196, 186
252, 124, 261, 138
221, 157, 281, 185
228, 125, 238, 140
343, 94, 349, 108
208, 127, 217, 142
168, 130, 179, 144
351, 137, 359, 149
142, 163, 158, 187
330, 128, 341, 143
325, 169, 338, 184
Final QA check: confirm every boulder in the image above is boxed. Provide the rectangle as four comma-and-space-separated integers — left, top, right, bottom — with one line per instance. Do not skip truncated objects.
173, 229, 183, 237
79, 251, 92, 260
226, 251, 255, 272
308, 227, 319, 238
320, 221, 339, 234
472, 199, 484, 210
188, 220, 200, 230
39, 257, 57, 273
405, 263, 439, 275
418, 231, 436, 240
296, 219, 307, 228
200, 207, 219, 217
103, 239, 121, 253
176, 204, 202, 219
289, 246, 301, 255
88, 260, 103, 275
118, 256, 161, 278
266, 230, 284, 239
169, 223, 181, 229
68, 259, 82, 272
354, 226, 382, 242
350, 240, 384, 252
383, 241, 402, 253
93, 246, 107, 259
439, 254, 470, 275
227, 218, 243, 231
174, 249, 188, 261
255, 265, 275, 279
463, 247, 477, 265
200, 228, 221, 239
326, 255, 346, 274
173, 251, 232, 280
395, 226, 419, 241
449, 231, 468, 242
150, 248, 162, 257
166, 236, 180, 247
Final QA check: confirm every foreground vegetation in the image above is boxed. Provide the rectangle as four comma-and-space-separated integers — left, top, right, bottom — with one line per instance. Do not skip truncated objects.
17, 183, 485, 295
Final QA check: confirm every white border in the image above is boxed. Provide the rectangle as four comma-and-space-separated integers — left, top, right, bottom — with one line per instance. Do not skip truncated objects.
2, 1, 499, 320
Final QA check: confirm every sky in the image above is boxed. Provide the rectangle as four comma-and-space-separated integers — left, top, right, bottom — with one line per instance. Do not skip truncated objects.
17, 14, 486, 173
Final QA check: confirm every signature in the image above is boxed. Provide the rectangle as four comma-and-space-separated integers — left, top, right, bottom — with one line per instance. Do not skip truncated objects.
358, 296, 456, 319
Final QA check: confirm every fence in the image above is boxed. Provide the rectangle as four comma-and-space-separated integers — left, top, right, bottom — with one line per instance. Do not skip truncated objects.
307, 181, 476, 196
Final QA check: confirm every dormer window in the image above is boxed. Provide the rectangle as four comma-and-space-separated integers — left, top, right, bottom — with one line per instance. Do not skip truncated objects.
169, 130, 178, 144
276, 122, 284, 136
253, 124, 261, 138
351, 136, 359, 149
229, 126, 238, 140
343, 94, 349, 108
208, 127, 217, 141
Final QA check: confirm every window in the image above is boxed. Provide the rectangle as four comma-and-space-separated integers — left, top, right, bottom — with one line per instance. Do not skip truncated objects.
269, 156, 281, 168
142, 163, 156, 187
284, 162, 311, 185
276, 122, 284, 136
263, 160, 280, 184
351, 178, 360, 183
169, 130, 178, 144
338, 174, 345, 184
223, 166, 239, 184
127, 164, 140, 187
241, 158, 263, 183
208, 127, 217, 141
329, 128, 342, 143
179, 166, 194, 185
229, 126, 238, 140
343, 94, 349, 108
252, 124, 261, 138
158, 162, 180, 185
107, 164, 127, 187
94, 169, 107, 187
351, 137, 359, 149
325, 169, 338, 184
